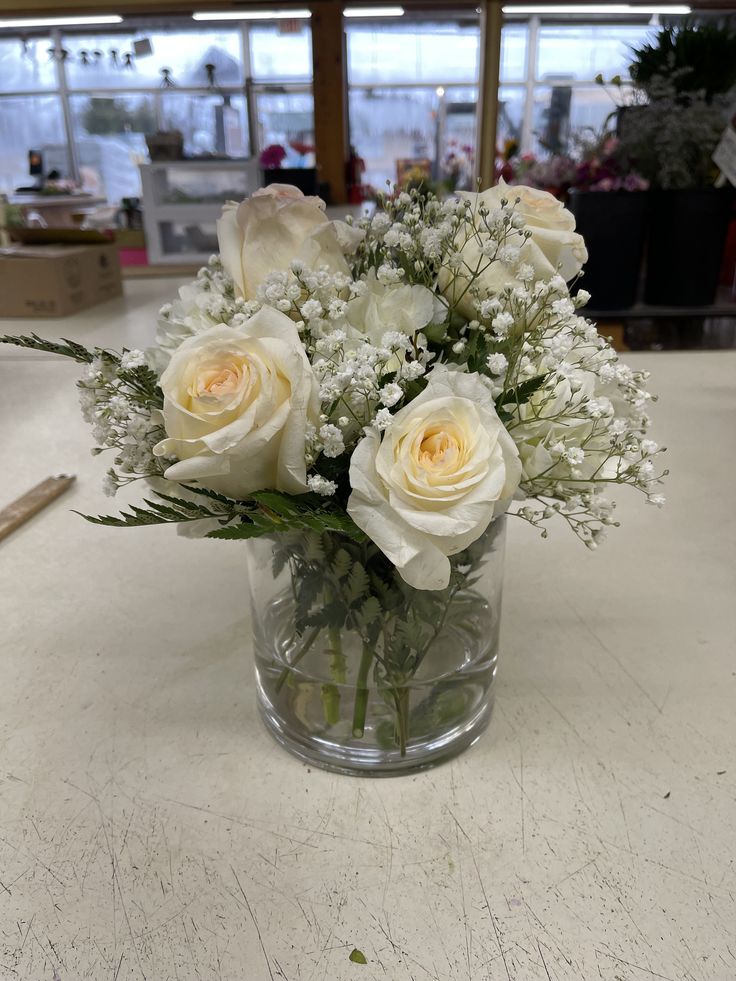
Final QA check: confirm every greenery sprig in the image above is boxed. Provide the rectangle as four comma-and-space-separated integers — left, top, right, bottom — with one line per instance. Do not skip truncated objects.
79, 486, 366, 542
0, 332, 98, 364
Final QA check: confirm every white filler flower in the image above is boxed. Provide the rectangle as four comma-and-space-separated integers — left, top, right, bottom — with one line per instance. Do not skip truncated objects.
439, 180, 588, 319
348, 366, 521, 591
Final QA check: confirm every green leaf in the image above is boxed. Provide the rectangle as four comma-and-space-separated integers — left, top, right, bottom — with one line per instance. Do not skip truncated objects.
349, 949, 368, 965
497, 373, 548, 418
250, 490, 302, 517
333, 548, 352, 580
359, 596, 382, 627
206, 523, 270, 540
303, 534, 325, 562
0, 332, 97, 364
346, 562, 369, 603
77, 490, 235, 528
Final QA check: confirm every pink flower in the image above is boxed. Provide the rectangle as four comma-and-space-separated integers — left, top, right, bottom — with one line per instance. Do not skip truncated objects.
259, 144, 287, 169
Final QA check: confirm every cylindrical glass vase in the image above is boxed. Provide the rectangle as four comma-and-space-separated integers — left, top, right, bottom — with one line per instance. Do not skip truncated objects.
247, 516, 506, 775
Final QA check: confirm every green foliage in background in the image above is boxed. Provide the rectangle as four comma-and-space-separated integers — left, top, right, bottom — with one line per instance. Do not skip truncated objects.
82, 97, 156, 136
629, 18, 736, 102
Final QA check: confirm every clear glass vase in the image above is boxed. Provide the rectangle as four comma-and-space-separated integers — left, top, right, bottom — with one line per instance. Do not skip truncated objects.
246, 516, 506, 775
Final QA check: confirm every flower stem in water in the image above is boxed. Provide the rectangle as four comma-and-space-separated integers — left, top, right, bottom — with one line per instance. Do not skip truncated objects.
352, 642, 375, 738
275, 625, 322, 694
321, 683, 340, 725
394, 686, 410, 757
328, 624, 346, 684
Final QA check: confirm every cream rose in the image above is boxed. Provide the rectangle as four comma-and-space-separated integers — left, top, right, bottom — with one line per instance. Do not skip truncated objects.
346, 271, 437, 346
347, 367, 521, 590
217, 184, 359, 301
440, 180, 588, 319
513, 363, 627, 485
153, 307, 319, 499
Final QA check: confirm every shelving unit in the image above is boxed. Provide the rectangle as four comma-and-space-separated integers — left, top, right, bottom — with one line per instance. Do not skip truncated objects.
140, 159, 259, 266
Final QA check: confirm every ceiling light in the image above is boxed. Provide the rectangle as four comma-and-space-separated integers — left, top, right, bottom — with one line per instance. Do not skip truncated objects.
192, 9, 311, 21
0, 14, 123, 28
502, 4, 690, 12
343, 6, 405, 17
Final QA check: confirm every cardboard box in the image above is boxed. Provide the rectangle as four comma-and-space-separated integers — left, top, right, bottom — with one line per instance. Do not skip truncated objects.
0, 243, 122, 318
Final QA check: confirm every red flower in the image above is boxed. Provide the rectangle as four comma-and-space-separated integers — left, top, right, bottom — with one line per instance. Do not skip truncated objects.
259, 144, 287, 169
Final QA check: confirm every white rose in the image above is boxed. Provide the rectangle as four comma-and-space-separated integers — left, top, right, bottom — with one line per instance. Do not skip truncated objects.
347, 367, 521, 590
153, 307, 319, 499
346, 271, 437, 346
216, 184, 360, 300
511, 370, 622, 483
440, 180, 588, 319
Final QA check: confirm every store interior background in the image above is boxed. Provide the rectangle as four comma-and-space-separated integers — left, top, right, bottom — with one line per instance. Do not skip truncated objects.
0, 14, 677, 201
1, 1, 734, 348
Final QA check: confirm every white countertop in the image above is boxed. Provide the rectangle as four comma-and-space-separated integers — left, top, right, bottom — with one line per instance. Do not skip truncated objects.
1, 281, 735, 981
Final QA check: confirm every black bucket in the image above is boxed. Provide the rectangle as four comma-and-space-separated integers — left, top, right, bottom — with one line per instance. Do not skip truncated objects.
262, 167, 318, 196
568, 189, 648, 311
644, 187, 734, 306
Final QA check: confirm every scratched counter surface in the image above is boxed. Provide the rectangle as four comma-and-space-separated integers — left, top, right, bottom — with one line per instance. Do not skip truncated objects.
1, 280, 735, 981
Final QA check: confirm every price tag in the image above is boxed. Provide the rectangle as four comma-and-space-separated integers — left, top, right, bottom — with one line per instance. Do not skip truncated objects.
713, 113, 736, 187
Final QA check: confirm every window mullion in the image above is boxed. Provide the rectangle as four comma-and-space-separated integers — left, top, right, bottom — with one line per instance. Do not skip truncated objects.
520, 15, 539, 154
54, 28, 81, 183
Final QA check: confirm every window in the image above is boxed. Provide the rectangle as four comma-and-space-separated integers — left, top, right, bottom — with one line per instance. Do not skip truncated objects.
531, 85, 620, 155
255, 91, 314, 164
0, 36, 57, 90
347, 18, 481, 189
349, 87, 437, 189
248, 22, 314, 162
536, 23, 656, 81
525, 21, 658, 155
498, 86, 525, 148
249, 23, 312, 82
0, 95, 67, 194
347, 21, 479, 85
500, 24, 528, 83
68, 93, 155, 199
161, 93, 250, 158
61, 26, 249, 202
63, 30, 243, 89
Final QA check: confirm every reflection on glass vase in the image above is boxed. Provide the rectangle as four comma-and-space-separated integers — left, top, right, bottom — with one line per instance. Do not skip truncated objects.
247, 516, 506, 775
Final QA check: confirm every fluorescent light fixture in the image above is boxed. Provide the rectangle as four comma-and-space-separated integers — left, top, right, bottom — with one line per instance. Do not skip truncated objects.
343, 6, 405, 17
502, 4, 690, 12
0, 14, 123, 28
192, 9, 311, 19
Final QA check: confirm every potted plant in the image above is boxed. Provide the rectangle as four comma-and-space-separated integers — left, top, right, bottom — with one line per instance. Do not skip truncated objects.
621, 20, 736, 306
629, 18, 736, 102
567, 133, 650, 311
260, 142, 318, 196
618, 75, 733, 306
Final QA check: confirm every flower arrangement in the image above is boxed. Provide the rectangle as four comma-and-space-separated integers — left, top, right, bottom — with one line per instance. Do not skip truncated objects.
441, 140, 475, 192
289, 140, 315, 164
500, 152, 577, 200
1, 182, 666, 766
571, 134, 649, 193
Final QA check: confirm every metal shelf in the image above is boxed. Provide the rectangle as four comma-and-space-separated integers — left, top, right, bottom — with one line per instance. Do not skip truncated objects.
589, 290, 736, 320
140, 159, 259, 265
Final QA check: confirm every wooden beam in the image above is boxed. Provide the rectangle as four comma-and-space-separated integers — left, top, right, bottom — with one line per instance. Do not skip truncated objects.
476, 0, 503, 191
310, 1, 348, 204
